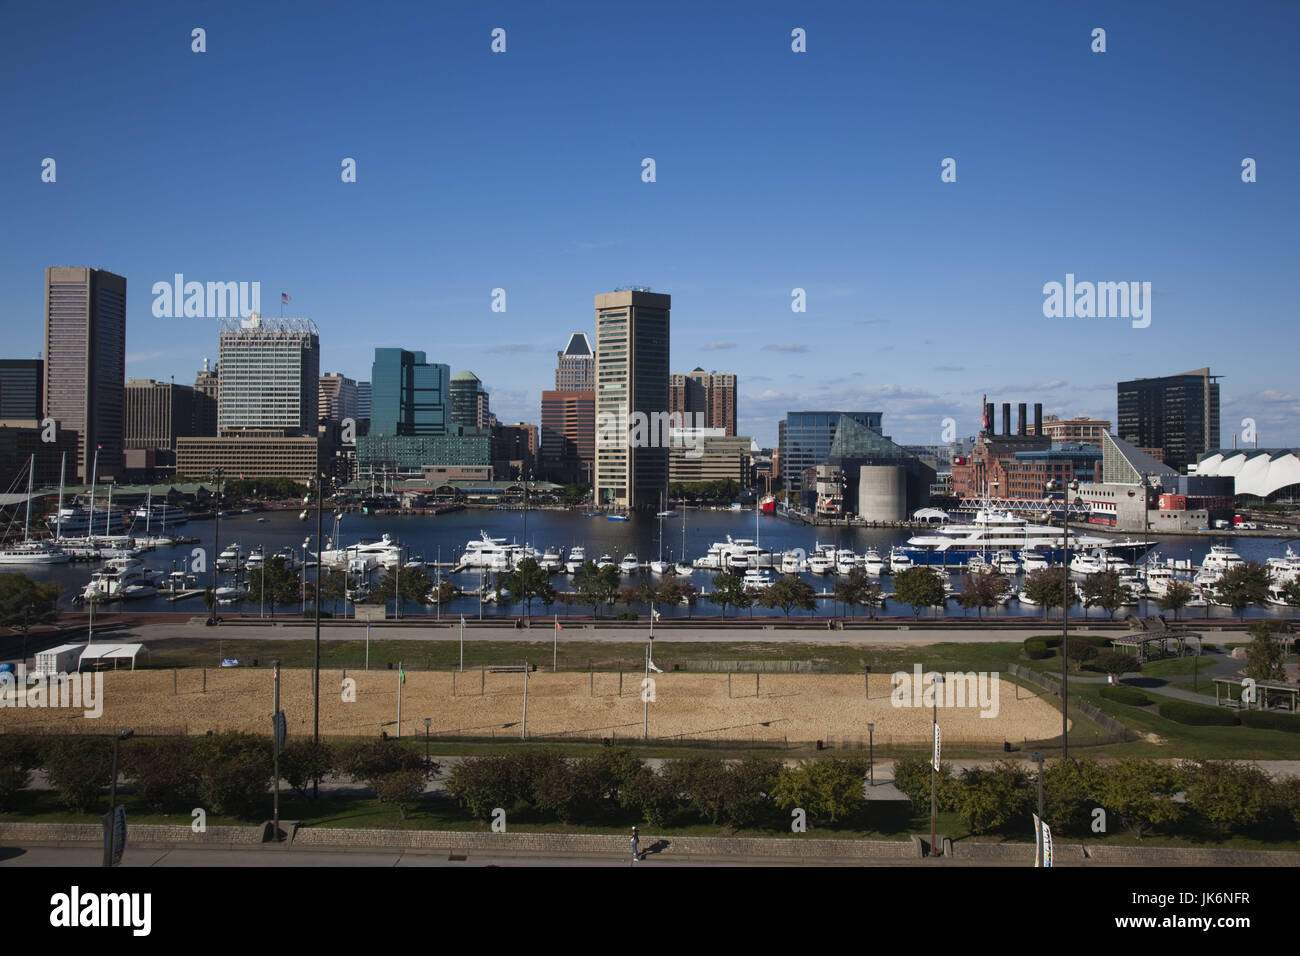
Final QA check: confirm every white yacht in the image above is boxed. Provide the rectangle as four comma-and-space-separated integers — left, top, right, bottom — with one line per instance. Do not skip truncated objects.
1266, 547, 1300, 584
779, 550, 806, 574
216, 544, 243, 572
321, 533, 404, 570
0, 539, 70, 565
132, 502, 189, 528
619, 553, 640, 575
834, 549, 859, 574
1070, 553, 1106, 576
1202, 545, 1244, 576
540, 546, 565, 573
860, 549, 886, 576
888, 548, 914, 574
901, 508, 1150, 567
1019, 548, 1049, 573
215, 584, 248, 604
565, 546, 587, 574
597, 554, 615, 570
460, 531, 514, 570
993, 550, 1020, 575
45, 505, 130, 538
743, 568, 772, 589
808, 547, 836, 575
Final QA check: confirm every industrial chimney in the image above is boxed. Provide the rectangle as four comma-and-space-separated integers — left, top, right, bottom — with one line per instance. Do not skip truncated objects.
1033, 403, 1043, 437
985, 403, 995, 435
1018, 402, 1028, 437
1002, 403, 1011, 437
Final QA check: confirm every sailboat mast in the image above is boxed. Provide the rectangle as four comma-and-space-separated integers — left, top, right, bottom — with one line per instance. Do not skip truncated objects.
56, 453, 65, 540
87, 449, 99, 540
23, 454, 33, 540
106, 483, 113, 537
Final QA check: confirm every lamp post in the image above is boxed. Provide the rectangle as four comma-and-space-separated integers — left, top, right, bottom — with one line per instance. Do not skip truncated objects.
1029, 750, 1045, 866
930, 673, 945, 858
307, 474, 326, 796
424, 717, 432, 766
867, 722, 875, 787
1045, 478, 1080, 759
209, 468, 224, 625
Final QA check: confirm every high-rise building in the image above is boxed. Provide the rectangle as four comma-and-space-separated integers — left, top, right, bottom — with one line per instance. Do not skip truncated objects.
669, 368, 737, 436
193, 360, 218, 436
318, 372, 358, 424
370, 349, 449, 437
594, 290, 670, 510
43, 266, 126, 480
491, 422, 538, 479
449, 371, 491, 429
0, 359, 43, 420
778, 411, 882, 497
124, 378, 198, 453
540, 389, 595, 485
356, 381, 372, 427
555, 332, 595, 390
1117, 368, 1220, 474
217, 315, 319, 435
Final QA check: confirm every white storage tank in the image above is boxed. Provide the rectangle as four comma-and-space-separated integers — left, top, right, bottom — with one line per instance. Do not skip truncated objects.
857, 465, 906, 521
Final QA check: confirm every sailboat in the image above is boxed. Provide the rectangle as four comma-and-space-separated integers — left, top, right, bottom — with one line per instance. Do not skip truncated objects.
674, 505, 693, 576
650, 496, 671, 574
0, 455, 70, 564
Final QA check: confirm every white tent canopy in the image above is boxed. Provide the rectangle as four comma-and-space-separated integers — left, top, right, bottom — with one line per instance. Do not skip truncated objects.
912, 507, 950, 522
78, 643, 150, 670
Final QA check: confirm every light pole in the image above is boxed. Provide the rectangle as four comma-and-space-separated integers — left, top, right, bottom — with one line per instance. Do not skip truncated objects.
308, 474, 326, 796
1029, 750, 1045, 866
867, 722, 875, 787
930, 673, 945, 858
209, 468, 224, 625
1045, 478, 1080, 759
424, 717, 432, 766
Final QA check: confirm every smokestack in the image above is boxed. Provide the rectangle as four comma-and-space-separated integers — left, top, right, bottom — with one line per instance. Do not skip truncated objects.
1018, 402, 1028, 437
1002, 403, 1011, 437
1034, 403, 1043, 437
985, 403, 995, 435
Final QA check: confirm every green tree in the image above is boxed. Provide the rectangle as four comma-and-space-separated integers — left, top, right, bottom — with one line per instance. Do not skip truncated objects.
372, 767, 429, 822
833, 568, 879, 618
246, 556, 303, 617
1281, 577, 1300, 611
504, 557, 554, 616
279, 740, 336, 798
369, 565, 434, 614
1042, 757, 1106, 835
1096, 759, 1183, 839
1093, 650, 1135, 679
194, 731, 273, 818
892, 567, 945, 620
0, 573, 62, 667
445, 754, 528, 819
43, 736, 113, 813
123, 737, 199, 812
1157, 580, 1194, 620
574, 561, 618, 618
759, 575, 816, 617
770, 758, 867, 825
950, 761, 1033, 835
1023, 567, 1066, 620
0, 735, 39, 811
710, 573, 751, 620
1243, 621, 1286, 682
1182, 760, 1272, 838
1212, 561, 1271, 620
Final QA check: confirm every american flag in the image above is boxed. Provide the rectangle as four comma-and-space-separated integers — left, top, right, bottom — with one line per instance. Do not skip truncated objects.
281, 292, 291, 304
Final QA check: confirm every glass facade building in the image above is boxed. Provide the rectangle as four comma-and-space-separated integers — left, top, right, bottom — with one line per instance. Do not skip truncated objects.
780, 411, 882, 496
1117, 367, 1220, 474
370, 349, 449, 437
0, 360, 43, 420
217, 316, 320, 434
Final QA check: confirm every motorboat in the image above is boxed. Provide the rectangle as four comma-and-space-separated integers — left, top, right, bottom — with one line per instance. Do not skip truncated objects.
215, 583, 248, 604
619, 553, 640, 575
607, 514, 630, 521
834, 549, 859, 574
1266, 547, 1300, 584
1069, 553, 1106, 576
743, 568, 772, 589
597, 554, 615, 570
132, 502, 189, 528
860, 549, 886, 576
540, 546, 565, 573
901, 508, 1151, 566
216, 544, 243, 572
779, 550, 806, 574
993, 550, 1020, 575
565, 546, 587, 574
1019, 549, 1049, 573
888, 548, 914, 574
0, 539, 70, 565
1202, 545, 1244, 576
808, 548, 836, 575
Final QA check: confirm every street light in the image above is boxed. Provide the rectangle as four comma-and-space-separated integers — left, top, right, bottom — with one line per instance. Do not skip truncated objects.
867, 722, 875, 787
1044, 477, 1081, 759
1029, 750, 1045, 866
306, 473, 328, 796
930, 673, 945, 858
209, 468, 224, 625
424, 717, 432, 766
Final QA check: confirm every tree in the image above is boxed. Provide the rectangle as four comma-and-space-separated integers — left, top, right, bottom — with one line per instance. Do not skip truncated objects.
504, 558, 554, 616
1182, 760, 1272, 838
770, 758, 867, 825
655, 576, 683, 613
834, 569, 877, 618
123, 737, 199, 811
369, 565, 434, 614
372, 768, 429, 821
1042, 757, 1106, 834
1157, 580, 1194, 620
710, 573, 750, 620
1212, 561, 1271, 620
1243, 621, 1286, 682
336, 738, 434, 819
892, 567, 945, 620
1023, 567, 1066, 620
1282, 577, 1300, 612
1093, 649, 1135, 679
950, 761, 1033, 835
42, 736, 113, 813
246, 556, 303, 617
0, 573, 62, 667
430, 580, 461, 610
194, 731, 273, 818
1096, 759, 1183, 839
0, 735, 39, 811
279, 740, 335, 798
759, 575, 816, 617
678, 579, 699, 618
445, 754, 528, 820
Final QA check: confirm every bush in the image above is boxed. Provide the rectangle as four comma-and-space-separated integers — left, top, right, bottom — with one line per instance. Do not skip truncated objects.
279, 740, 336, 797
770, 758, 867, 825
1067, 643, 1099, 663
1041, 635, 1064, 649
1239, 710, 1300, 733
43, 737, 113, 813
950, 761, 1032, 835
1100, 685, 1154, 707
1042, 758, 1106, 835
620, 763, 680, 828
194, 731, 273, 818
372, 768, 429, 821
444, 754, 529, 820
615, 611, 638, 621
1183, 761, 1273, 837
1158, 700, 1240, 727
123, 737, 199, 811
0, 735, 39, 810
1023, 638, 1051, 660
891, 755, 955, 812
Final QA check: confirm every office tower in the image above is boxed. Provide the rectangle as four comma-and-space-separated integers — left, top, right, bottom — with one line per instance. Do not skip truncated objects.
669, 367, 737, 436
43, 266, 126, 480
370, 349, 450, 437
491, 422, 538, 479
779, 412, 883, 497
0, 359, 43, 420
193, 359, 219, 436
541, 390, 595, 485
449, 371, 491, 429
594, 289, 670, 510
1117, 367, 1221, 473
356, 381, 372, 425
217, 315, 320, 434
555, 332, 595, 390
318, 372, 358, 424
124, 379, 198, 452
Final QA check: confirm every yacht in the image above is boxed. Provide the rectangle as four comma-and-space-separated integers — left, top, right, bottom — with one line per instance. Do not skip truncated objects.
1266, 547, 1300, 584
321, 533, 404, 570
901, 508, 1150, 566
245, 546, 267, 570
834, 549, 859, 574
1202, 545, 1244, 576
619, 553, 640, 575
779, 550, 807, 574
860, 549, 886, 576
216, 544, 243, 572
993, 550, 1020, 576
44, 505, 129, 538
132, 502, 189, 528
597, 554, 615, 570
743, 568, 773, 590
1069, 552, 1106, 576
215, 584, 248, 604
1019, 548, 1049, 573
808, 547, 836, 575
540, 546, 565, 573
0, 539, 70, 565
888, 548, 914, 574
460, 531, 514, 570
565, 546, 587, 574
967, 554, 994, 575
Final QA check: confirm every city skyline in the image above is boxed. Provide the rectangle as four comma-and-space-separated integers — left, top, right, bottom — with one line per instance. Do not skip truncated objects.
2, 1, 1297, 448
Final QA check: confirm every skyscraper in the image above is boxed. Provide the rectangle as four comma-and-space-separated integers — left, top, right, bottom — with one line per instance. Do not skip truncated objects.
217, 315, 320, 434
355, 381, 372, 433
541, 389, 595, 485
318, 372, 358, 424
594, 290, 670, 510
0, 359, 43, 421
369, 348, 449, 437
1117, 367, 1221, 473
669, 368, 737, 436
44, 266, 126, 481
449, 371, 491, 429
193, 359, 218, 436
124, 378, 198, 453
555, 332, 595, 390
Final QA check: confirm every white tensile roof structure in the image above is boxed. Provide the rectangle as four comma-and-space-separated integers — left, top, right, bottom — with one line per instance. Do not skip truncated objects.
1196, 449, 1300, 498
77, 643, 151, 670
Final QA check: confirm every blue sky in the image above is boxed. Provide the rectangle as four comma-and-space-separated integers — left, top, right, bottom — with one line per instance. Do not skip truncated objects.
2, 0, 1297, 448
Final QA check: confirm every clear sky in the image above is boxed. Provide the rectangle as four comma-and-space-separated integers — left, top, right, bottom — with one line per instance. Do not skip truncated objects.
2, 0, 1297, 448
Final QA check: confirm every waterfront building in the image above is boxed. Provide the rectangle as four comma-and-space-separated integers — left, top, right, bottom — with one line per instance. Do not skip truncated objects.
1117, 367, 1220, 474
778, 411, 882, 499
555, 332, 595, 391
217, 315, 319, 434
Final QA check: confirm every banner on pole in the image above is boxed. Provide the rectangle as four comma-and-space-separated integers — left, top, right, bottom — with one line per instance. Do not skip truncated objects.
932, 722, 941, 771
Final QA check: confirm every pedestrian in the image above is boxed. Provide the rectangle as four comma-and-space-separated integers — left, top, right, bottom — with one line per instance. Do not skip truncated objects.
630, 826, 640, 864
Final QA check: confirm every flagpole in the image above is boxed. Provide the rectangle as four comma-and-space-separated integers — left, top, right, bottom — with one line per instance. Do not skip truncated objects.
396, 660, 403, 738
459, 617, 464, 672
553, 615, 558, 672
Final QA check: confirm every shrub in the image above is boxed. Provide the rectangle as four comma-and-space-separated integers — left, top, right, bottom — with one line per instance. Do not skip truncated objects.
335, 738, 427, 782
723, 755, 784, 829
950, 761, 1033, 835
123, 737, 199, 811
1100, 685, 1154, 707
43, 736, 113, 813
532, 753, 605, 823
194, 731, 273, 818
1096, 759, 1184, 838
1041, 635, 1064, 649
615, 611, 638, 621
1238, 710, 1300, 732
444, 754, 528, 820
1158, 700, 1240, 726
1273, 777, 1300, 828
1042, 757, 1106, 835
1023, 638, 1051, 660
1182, 761, 1273, 837
279, 740, 336, 797
0, 735, 39, 810
892, 755, 955, 812
372, 768, 429, 821
620, 764, 680, 828
770, 758, 866, 825
1067, 643, 1099, 664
